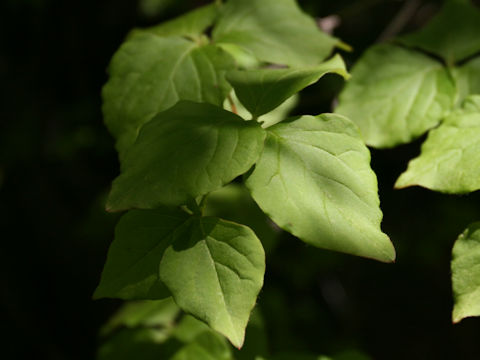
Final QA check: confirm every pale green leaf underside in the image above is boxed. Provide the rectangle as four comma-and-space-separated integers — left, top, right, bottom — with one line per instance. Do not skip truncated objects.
452, 57, 480, 105
335, 44, 456, 148
246, 114, 395, 262
93, 208, 189, 300
227, 54, 349, 118
224, 91, 299, 129
398, 0, 480, 64
212, 0, 338, 67
452, 222, 480, 323
106, 101, 266, 211
395, 97, 480, 193
102, 34, 234, 156
134, 3, 219, 39
160, 217, 265, 348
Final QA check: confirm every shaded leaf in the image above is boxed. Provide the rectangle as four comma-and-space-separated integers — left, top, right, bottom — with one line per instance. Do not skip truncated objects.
102, 35, 234, 156
171, 331, 233, 360
160, 217, 265, 348
100, 298, 180, 337
97, 327, 181, 360
245, 114, 395, 262
335, 44, 455, 148
452, 222, 480, 322
93, 208, 190, 300
212, 0, 339, 67
106, 101, 266, 211
134, 3, 219, 39
452, 56, 480, 105
395, 96, 480, 193
204, 184, 280, 254
398, 0, 480, 64
227, 54, 349, 118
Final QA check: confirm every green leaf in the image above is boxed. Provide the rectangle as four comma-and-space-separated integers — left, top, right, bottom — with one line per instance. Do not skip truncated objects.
245, 114, 395, 262
102, 34, 234, 156
106, 101, 266, 211
398, 0, 480, 64
100, 298, 180, 337
335, 44, 456, 148
226, 54, 349, 118
160, 217, 265, 348
395, 96, 480, 193
133, 3, 219, 40
452, 57, 480, 105
93, 207, 190, 300
212, 0, 339, 67
452, 222, 480, 323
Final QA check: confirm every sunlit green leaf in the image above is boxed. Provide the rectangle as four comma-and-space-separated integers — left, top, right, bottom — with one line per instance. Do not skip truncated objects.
227, 54, 349, 118
246, 114, 395, 262
212, 0, 339, 67
93, 208, 189, 300
106, 101, 266, 211
335, 44, 456, 148
452, 222, 480, 322
102, 35, 234, 156
398, 0, 480, 64
160, 217, 265, 348
396, 96, 480, 193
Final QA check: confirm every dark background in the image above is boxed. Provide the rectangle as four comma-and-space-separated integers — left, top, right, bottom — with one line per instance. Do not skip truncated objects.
2, 0, 480, 359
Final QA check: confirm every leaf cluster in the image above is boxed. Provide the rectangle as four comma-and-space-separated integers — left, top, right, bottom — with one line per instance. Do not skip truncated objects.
96, 0, 395, 356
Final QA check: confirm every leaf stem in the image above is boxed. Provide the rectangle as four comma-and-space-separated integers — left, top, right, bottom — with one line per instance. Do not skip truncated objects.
187, 198, 203, 216
227, 94, 238, 115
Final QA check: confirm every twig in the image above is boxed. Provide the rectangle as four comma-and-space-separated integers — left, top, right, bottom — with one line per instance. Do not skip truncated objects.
377, 0, 422, 42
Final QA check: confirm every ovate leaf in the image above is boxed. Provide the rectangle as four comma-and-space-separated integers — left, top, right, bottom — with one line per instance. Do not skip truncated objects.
452, 222, 480, 323
398, 0, 480, 64
227, 54, 349, 118
160, 217, 265, 348
212, 0, 339, 67
102, 35, 234, 156
335, 44, 455, 148
106, 101, 266, 211
93, 208, 190, 300
135, 3, 219, 39
452, 57, 480, 105
246, 114, 395, 262
395, 97, 480, 193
